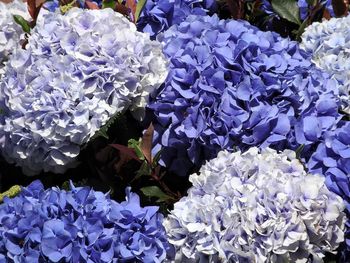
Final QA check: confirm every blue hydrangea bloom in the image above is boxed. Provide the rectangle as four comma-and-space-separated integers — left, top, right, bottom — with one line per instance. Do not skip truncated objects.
137, 0, 217, 38
0, 8, 168, 175
0, 180, 173, 262
261, 0, 334, 20
165, 148, 346, 262
308, 121, 350, 256
148, 14, 342, 176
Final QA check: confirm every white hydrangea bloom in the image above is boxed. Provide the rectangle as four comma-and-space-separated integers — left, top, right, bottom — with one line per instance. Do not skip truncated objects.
164, 147, 346, 262
0, 8, 168, 175
0, 0, 30, 73
301, 15, 350, 114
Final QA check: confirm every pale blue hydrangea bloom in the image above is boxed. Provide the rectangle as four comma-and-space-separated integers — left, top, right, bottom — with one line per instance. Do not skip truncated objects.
301, 15, 350, 114
0, 0, 30, 74
0, 8, 168, 175
164, 147, 346, 262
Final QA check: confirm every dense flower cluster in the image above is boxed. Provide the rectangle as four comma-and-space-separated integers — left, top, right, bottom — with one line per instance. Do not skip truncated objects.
0, 180, 172, 262
0, 8, 168, 175
301, 15, 350, 114
261, 0, 334, 19
308, 121, 350, 252
149, 14, 341, 176
164, 147, 346, 262
137, 0, 217, 38
0, 0, 30, 73
43, 0, 216, 39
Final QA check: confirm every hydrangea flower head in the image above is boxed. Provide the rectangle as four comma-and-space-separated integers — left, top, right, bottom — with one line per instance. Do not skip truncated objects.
0, 8, 168, 175
0, 0, 30, 73
301, 15, 350, 114
149, 14, 341, 176
0, 180, 173, 262
164, 147, 346, 262
137, 0, 217, 38
308, 121, 350, 254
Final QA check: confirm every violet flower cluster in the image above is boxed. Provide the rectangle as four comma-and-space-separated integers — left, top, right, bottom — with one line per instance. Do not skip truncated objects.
308, 121, 350, 254
164, 147, 346, 262
301, 15, 350, 114
0, 0, 30, 74
0, 180, 172, 262
149, 14, 341, 176
0, 8, 168, 175
137, 0, 217, 38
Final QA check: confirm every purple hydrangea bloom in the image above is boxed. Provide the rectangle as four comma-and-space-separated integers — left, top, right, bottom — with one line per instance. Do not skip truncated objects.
308, 121, 350, 256
0, 180, 173, 262
148, 14, 341, 176
165, 147, 346, 262
137, 0, 217, 38
0, 8, 168, 175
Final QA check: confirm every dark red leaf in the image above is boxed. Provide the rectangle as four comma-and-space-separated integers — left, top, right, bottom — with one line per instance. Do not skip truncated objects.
110, 144, 141, 162
141, 123, 154, 164
226, 0, 245, 19
125, 0, 137, 20
115, 3, 130, 16
85, 1, 100, 9
332, 0, 349, 17
323, 8, 331, 19
27, 0, 37, 20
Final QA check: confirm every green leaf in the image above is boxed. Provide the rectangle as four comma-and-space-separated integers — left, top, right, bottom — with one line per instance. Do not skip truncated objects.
294, 17, 309, 41
60, 0, 78, 13
91, 112, 120, 140
128, 139, 145, 160
295, 144, 305, 159
152, 150, 162, 168
271, 0, 301, 25
136, 161, 152, 177
61, 181, 71, 191
141, 186, 172, 203
0, 185, 21, 203
102, 0, 116, 9
13, 15, 31, 33
134, 0, 147, 22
